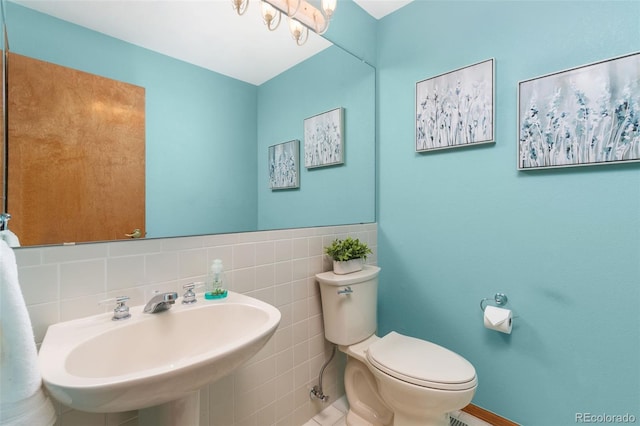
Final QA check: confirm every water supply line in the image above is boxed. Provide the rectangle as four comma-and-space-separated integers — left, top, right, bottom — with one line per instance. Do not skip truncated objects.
309, 344, 337, 402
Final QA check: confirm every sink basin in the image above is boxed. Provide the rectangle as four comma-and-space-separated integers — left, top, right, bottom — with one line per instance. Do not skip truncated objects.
38, 291, 281, 413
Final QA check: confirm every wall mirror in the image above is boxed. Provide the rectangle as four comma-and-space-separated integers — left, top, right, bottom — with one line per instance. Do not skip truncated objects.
3, 0, 376, 247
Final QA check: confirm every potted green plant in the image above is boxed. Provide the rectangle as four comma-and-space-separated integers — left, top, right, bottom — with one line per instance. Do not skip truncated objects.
324, 237, 372, 274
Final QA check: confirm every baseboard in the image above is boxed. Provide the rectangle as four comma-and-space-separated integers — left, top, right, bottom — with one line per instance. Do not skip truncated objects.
462, 404, 520, 426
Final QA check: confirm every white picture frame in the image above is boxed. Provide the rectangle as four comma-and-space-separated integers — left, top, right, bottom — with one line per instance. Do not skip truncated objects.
416, 59, 495, 152
518, 52, 640, 170
268, 140, 300, 190
304, 107, 344, 168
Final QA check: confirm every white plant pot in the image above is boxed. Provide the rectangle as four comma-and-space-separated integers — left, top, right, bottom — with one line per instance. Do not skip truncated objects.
333, 258, 364, 275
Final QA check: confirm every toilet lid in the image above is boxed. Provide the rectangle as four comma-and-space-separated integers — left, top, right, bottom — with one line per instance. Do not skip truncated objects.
366, 332, 477, 391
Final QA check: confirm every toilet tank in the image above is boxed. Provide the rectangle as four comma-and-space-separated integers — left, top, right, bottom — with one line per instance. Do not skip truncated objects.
315, 265, 380, 346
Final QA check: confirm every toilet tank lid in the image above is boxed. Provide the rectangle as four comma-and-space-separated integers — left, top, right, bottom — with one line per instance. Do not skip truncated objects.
366, 332, 477, 391
316, 265, 380, 286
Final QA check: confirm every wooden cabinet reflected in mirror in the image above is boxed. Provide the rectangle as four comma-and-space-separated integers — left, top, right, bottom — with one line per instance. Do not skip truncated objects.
7, 53, 145, 246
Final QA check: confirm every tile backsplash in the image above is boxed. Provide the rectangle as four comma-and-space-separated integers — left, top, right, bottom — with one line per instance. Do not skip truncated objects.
15, 223, 377, 426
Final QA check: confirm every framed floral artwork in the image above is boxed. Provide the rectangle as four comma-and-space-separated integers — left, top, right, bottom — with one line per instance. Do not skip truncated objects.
518, 52, 640, 169
304, 107, 344, 168
416, 59, 495, 152
268, 140, 299, 190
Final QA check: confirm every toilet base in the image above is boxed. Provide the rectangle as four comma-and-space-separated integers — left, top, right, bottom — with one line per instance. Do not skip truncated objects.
344, 357, 393, 426
391, 411, 450, 426
373, 367, 475, 426
346, 409, 383, 426
341, 341, 474, 426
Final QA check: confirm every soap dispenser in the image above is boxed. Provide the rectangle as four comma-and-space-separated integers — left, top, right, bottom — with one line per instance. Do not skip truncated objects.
205, 259, 228, 299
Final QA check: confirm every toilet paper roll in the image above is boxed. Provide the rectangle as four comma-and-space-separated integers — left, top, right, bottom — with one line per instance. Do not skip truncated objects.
483, 305, 513, 334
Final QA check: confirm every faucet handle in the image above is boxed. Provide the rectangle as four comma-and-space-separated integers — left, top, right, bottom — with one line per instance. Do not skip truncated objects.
182, 282, 203, 305
164, 292, 178, 303
99, 295, 131, 321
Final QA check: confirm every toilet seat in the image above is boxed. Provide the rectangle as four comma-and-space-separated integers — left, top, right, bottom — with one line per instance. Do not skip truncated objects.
366, 332, 477, 391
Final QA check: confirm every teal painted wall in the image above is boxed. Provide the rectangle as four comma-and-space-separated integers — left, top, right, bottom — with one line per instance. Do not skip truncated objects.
6, 3, 258, 238
324, 0, 377, 66
377, 1, 640, 424
257, 45, 375, 229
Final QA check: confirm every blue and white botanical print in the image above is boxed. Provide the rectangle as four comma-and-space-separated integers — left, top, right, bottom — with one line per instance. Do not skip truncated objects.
269, 140, 299, 189
416, 59, 494, 151
519, 52, 640, 169
304, 108, 343, 168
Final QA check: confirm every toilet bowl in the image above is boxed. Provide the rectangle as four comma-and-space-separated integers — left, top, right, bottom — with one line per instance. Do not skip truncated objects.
344, 355, 393, 426
316, 266, 477, 426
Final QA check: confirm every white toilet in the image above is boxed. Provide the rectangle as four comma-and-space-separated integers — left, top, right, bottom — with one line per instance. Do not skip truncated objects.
316, 265, 477, 426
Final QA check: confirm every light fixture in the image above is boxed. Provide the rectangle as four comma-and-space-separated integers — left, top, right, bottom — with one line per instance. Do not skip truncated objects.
318, 0, 337, 32
232, 0, 337, 46
231, 0, 249, 16
271, 0, 336, 37
261, 1, 281, 31
288, 17, 308, 46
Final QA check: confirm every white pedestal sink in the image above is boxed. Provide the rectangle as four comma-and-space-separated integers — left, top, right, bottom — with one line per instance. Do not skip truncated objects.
138, 391, 201, 426
38, 291, 280, 422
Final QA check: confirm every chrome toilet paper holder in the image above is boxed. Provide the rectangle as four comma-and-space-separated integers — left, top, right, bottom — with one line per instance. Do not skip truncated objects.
480, 292, 508, 312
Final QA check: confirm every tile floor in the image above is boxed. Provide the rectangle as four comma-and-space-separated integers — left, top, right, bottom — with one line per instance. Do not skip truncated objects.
303, 396, 494, 426
302, 396, 349, 426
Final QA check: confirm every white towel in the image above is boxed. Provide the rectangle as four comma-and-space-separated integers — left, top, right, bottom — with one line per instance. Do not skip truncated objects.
0, 240, 56, 426
0, 391, 56, 426
0, 231, 20, 248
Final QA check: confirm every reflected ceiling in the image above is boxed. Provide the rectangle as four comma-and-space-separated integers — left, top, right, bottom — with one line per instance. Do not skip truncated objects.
12, 0, 413, 85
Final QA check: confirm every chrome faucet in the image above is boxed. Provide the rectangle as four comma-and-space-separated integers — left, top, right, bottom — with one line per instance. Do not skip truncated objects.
143, 291, 178, 314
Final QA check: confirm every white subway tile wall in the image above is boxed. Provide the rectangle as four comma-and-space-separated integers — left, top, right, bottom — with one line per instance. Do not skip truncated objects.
16, 224, 377, 426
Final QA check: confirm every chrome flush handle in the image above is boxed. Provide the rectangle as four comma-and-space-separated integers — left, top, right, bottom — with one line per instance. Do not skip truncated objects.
337, 286, 353, 295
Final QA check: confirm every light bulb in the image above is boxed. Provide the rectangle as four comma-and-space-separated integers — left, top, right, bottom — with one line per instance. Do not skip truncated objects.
261, 1, 281, 31
321, 0, 337, 18
231, 0, 249, 16
288, 17, 308, 45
